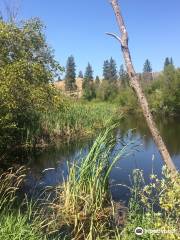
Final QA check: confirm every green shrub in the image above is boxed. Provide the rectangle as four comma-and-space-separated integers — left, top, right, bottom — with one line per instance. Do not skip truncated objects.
113, 87, 138, 112
0, 19, 63, 155
146, 68, 180, 115
96, 80, 118, 101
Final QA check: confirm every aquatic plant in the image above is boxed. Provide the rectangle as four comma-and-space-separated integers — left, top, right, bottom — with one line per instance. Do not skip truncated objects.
40, 101, 119, 142
50, 122, 130, 239
0, 129, 179, 239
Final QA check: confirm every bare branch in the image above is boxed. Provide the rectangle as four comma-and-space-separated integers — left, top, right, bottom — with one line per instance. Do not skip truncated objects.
106, 32, 122, 45
3, 0, 21, 23
108, 0, 176, 173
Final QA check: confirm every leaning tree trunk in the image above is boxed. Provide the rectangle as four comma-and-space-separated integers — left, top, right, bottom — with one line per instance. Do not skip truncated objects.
107, 0, 176, 173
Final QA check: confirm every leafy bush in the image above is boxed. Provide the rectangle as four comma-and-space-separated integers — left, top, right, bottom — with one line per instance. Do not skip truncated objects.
0, 18, 63, 155
147, 68, 180, 115
96, 80, 118, 101
113, 87, 138, 112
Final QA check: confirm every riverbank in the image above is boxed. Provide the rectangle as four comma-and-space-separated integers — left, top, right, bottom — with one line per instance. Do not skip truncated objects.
25, 113, 180, 202
0, 99, 122, 166
0, 125, 179, 240
39, 100, 121, 143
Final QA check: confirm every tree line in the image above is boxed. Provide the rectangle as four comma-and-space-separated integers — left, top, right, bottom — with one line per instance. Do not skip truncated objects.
63, 55, 175, 100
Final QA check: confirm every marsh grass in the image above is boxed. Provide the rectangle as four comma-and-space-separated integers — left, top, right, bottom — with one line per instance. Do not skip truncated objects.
0, 126, 179, 239
40, 101, 119, 142
50, 122, 131, 239
0, 167, 26, 212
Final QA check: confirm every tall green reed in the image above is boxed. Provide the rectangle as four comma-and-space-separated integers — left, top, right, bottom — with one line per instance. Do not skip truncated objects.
40, 101, 119, 141
50, 121, 130, 239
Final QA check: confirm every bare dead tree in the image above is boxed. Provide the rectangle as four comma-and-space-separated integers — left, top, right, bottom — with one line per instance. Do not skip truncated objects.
2, 0, 21, 23
107, 0, 176, 173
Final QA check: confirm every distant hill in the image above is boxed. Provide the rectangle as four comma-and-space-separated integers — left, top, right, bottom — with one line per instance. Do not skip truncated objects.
54, 78, 83, 97
54, 72, 161, 97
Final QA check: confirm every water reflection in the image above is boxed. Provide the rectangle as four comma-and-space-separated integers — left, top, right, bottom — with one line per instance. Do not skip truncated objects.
26, 114, 180, 202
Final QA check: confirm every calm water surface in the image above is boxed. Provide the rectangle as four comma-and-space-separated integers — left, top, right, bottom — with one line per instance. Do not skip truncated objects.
25, 115, 180, 202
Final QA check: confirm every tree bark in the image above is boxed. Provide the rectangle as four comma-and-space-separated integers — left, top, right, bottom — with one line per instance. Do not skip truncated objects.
108, 0, 176, 173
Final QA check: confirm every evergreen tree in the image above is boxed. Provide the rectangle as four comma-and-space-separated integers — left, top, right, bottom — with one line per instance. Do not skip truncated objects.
143, 59, 152, 72
143, 59, 153, 81
95, 76, 100, 84
57, 76, 61, 81
164, 57, 170, 67
164, 57, 175, 84
170, 57, 174, 65
94, 76, 100, 96
103, 60, 110, 80
164, 57, 174, 71
65, 55, 76, 91
119, 64, 129, 87
83, 63, 95, 100
164, 57, 170, 69
109, 57, 118, 82
78, 70, 83, 78
84, 63, 93, 81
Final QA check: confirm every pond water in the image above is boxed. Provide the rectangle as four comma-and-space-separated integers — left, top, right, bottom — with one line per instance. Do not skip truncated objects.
25, 114, 180, 203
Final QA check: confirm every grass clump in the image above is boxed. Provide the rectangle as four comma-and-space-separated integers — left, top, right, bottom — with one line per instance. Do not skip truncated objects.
50, 122, 129, 239
0, 167, 26, 211
0, 213, 44, 240
0, 167, 50, 240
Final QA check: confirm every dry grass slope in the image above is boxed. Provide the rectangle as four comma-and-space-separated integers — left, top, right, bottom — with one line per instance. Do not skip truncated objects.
54, 78, 83, 97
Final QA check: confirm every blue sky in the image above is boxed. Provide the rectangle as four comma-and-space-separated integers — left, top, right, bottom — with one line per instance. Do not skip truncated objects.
2, 0, 180, 77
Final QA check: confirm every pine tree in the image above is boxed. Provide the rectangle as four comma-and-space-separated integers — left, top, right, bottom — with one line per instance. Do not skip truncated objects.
57, 76, 61, 81
170, 57, 174, 65
164, 57, 175, 83
164, 57, 170, 69
143, 59, 153, 81
84, 63, 93, 81
65, 55, 76, 91
119, 64, 129, 87
109, 57, 118, 82
95, 75, 100, 84
94, 76, 100, 96
83, 63, 95, 100
103, 60, 110, 80
78, 70, 83, 78
164, 57, 174, 71
143, 59, 152, 72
